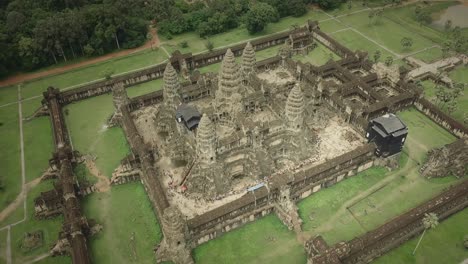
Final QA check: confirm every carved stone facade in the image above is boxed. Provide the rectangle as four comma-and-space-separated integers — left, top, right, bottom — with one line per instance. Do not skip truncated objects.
420, 138, 467, 179
156, 206, 193, 264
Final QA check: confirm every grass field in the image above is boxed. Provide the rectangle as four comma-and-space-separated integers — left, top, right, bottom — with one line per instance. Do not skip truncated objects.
0, 104, 21, 212
64, 95, 130, 177
338, 10, 436, 55
332, 29, 397, 63
161, 9, 331, 55
374, 208, 468, 264
293, 42, 341, 66
420, 65, 468, 123
298, 108, 458, 245
82, 182, 162, 264
0, 230, 6, 264
23, 116, 54, 182
9, 180, 63, 264
411, 46, 444, 63
127, 79, 164, 98
193, 214, 306, 264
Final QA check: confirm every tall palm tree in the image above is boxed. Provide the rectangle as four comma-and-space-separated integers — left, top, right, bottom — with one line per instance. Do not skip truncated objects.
412, 213, 439, 255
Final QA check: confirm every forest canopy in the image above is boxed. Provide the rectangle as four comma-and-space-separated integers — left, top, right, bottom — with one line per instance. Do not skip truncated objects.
0, 0, 345, 78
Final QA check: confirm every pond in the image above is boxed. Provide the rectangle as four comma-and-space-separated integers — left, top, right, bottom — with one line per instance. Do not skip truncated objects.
432, 4, 468, 28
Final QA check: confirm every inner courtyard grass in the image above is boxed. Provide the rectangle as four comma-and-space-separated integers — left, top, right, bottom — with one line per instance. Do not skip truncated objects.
419, 65, 468, 123
298, 108, 458, 245
374, 208, 468, 264
82, 182, 162, 264
64, 95, 130, 177
0, 104, 21, 212
193, 214, 306, 264
293, 42, 341, 66
127, 79, 164, 98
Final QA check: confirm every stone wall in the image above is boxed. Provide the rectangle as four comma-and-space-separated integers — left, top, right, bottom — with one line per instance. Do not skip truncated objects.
307, 179, 468, 264
186, 144, 376, 246
414, 98, 467, 138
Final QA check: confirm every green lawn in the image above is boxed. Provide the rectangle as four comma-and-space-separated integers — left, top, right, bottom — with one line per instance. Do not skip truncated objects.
411, 46, 443, 63
317, 19, 347, 33
332, 29, 396, 62
0, 86, 18, 106
9, 180, 64, 264
293, 42, 341, 66
64, 95, 130, 177
127, 79, 164, 98
83, 182, 162, 264
420, 65, 468, 123
298, 108, 458, 245
383, 1, 460, 46
374, 208, 468, 264
0, 104, 21, 212
0, 230, 6, 264
0, 49, 168, 107
161, 9, 330, 55
23, 115, 54, 182
338, 10, 436, 55
193, 214, 306, 264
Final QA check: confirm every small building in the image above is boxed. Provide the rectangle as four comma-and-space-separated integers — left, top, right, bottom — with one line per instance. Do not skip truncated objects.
176, 104, 201, 130
366, 113, 408, 157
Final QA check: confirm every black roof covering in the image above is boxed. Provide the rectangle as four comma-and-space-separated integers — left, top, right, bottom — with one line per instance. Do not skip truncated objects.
176, 104, 201, 129
371, 114, 407, 137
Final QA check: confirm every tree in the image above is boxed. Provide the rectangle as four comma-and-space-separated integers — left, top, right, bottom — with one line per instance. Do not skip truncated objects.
412, 213, 438, 255
444, 19, 452, 32
373, 50, 381, 63
245, 2, 279, 34
384, 56, 393, 66
147, 33, 153, 50
205, 40, 214, 51
102, 68, 115, 80
179, 41, 188, 48
447, 100, 458, 115
401, 37, 413, 50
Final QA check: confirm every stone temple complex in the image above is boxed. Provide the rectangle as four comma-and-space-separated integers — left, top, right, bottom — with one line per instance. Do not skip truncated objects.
147, 43, 350, 202
30, 19, 468, 264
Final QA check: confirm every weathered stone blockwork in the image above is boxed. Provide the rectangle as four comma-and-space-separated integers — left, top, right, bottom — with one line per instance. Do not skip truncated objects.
306, 180, 468, 264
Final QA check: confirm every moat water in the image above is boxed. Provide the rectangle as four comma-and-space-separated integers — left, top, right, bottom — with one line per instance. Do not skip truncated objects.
432, 4, 468, 29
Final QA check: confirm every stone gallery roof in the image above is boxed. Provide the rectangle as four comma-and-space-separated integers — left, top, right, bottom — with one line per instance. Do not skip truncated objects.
176, 104, 201, 129
371, 114, 407, 137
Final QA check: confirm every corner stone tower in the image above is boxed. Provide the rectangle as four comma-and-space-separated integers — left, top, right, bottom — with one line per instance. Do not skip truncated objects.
285, 84, 305, 132
241, 42, 256, 77
109, 82, 129, 126
196, 114, 216, 165
155, 206, 193, 264
163, 62, 181, 109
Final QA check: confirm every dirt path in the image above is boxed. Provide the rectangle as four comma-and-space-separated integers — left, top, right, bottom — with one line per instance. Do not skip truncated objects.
0, 27, 161, 88
0, 177, 42, 223
84, 157, 111, 193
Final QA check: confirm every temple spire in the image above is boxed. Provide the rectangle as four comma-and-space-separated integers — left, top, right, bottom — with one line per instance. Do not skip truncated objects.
241, 42, 256, 76
196, 114, 216, 164
218, 49, 240, 96
163, 62, 181, 108
285, 84, 304, 131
